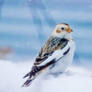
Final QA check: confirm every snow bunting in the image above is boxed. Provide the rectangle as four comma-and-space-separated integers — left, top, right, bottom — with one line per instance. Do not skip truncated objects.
22, 23, 75, 87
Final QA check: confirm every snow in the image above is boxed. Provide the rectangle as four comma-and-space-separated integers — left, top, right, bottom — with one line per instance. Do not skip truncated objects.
0, 60, 92, 92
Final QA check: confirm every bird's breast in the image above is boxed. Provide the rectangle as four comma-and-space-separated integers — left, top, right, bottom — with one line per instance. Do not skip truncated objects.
49, 40, 75, 73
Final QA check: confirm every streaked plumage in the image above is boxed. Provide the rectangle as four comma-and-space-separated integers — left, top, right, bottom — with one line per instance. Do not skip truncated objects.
22, 23, 75, 87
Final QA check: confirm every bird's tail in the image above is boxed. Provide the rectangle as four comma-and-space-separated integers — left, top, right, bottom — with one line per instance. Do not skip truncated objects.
22, 59, 55, 87
22, 73, 35, 87
22, 66, 41, 87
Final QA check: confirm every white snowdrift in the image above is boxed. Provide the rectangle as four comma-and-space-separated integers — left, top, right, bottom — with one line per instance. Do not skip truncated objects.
0, 60, 92, 92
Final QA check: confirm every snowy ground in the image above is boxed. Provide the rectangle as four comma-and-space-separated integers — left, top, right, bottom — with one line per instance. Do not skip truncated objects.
0, 60, 92, 92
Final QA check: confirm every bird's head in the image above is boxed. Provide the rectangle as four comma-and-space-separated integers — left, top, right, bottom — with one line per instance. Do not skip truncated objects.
51, 23, 73, 39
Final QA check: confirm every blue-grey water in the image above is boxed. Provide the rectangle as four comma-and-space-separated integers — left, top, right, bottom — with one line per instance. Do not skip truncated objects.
0, 0, 92, 66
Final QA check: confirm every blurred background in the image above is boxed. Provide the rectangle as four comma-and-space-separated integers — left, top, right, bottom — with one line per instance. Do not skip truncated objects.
0, 0, 92, 68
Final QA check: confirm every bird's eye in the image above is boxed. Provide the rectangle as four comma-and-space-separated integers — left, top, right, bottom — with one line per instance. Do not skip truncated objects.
61, 27, 64, 30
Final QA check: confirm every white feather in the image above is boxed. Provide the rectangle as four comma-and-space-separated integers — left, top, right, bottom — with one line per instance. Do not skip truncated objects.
38, 41, 70, 66
50, 39, 75, 73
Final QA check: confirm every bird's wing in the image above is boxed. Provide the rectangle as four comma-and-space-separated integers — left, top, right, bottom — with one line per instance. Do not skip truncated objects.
24, 37, 70, 78
34, 36, 70, 66
23, 37, 70, 87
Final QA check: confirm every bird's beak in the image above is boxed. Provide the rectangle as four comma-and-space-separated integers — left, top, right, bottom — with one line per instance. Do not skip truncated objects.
67, 28, 72, 33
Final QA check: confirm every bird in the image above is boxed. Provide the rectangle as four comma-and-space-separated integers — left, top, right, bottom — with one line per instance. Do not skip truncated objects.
22, 23, 75, 87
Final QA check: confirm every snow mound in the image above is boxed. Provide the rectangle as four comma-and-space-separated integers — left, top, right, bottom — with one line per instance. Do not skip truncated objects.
0, 60, 92, 92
